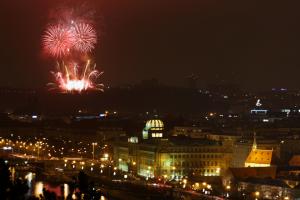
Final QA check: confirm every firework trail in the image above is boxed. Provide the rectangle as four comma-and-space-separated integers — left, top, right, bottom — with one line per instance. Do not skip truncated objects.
48, 60, 104, 92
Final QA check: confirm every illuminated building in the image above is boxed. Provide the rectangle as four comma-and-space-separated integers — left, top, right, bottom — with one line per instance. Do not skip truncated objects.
171, 126, 208, 139
250, 99, 268, 115
245, 133, 273, 167
114, 134, 231, 179
113, 119, 232, 179
113, 139, 232, 179
142, 119, 164, 139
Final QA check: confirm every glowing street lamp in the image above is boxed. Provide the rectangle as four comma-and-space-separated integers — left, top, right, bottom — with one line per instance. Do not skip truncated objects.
182, 178, 187, 188
172, 166, 176, 178
92, 142, 97, 160
207, 184, 212, 190
36, 141, 42, 160
225, 185, 231, 198
80, 161, 85, 170
255, 191, 260, 200
147, 166, 152, 178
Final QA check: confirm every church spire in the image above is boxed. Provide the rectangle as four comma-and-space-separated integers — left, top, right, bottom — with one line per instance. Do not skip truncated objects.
252, 132, 257, 150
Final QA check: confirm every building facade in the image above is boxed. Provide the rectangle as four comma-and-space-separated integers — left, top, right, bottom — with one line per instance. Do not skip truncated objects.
113, 138, 232, 180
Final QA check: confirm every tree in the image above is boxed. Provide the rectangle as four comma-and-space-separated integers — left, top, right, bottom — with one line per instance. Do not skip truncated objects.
78, 171, 89, 193
0, 159, 29, 199
0, 159, 11, 199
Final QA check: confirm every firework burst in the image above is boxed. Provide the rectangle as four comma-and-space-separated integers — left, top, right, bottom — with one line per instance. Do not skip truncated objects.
43, 5, 103, 92
71, 23, 97, 53
43, 24, 72, 57
43, 21, 97, 55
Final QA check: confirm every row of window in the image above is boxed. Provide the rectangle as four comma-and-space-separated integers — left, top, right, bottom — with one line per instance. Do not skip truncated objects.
168, 148, 223, 153
162, 168, 218, 175
171, 161, 219, 167
195, 168, 218, 173
170, 154, 222, 159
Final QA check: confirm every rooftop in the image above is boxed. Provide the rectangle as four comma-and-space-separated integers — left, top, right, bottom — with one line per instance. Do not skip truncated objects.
245, 149, 273, 166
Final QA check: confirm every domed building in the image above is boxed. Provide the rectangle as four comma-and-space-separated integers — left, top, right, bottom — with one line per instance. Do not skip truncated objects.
142, 119, 164, 139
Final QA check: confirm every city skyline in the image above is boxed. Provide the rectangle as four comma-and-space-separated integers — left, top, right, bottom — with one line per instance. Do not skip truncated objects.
2, 1, 300, 199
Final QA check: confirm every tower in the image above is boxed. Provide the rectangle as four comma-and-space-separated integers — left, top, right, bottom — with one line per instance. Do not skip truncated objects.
252, 132, 257, 150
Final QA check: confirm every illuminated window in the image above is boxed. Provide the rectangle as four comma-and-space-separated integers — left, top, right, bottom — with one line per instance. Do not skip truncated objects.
151, 133, 163, 138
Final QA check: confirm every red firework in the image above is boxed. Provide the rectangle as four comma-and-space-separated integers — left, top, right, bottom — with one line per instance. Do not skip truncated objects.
71, 23, 97, 53
42, 5, 103, 92
48, 60, 104, 92
43, 24, 73, 57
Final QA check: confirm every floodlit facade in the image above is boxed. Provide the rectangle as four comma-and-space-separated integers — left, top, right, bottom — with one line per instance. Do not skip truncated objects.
245, 149, 273, 167
244, 133, 273, 167
114, 118, 232, 180
113, 139, 232, 179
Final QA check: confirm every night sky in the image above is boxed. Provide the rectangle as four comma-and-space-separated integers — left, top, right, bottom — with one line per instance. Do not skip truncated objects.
1, 0, 300, 90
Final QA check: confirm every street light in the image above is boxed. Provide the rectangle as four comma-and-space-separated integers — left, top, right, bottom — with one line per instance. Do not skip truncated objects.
172, 166, 176, 179
80, 161, 85, 170
92, 142, 97, 161
255, 191, 260, 200
182, 178, 187, 188
64, 159, 68, 167
36, 141, 42, 160
225, 185, 231, 198
148, 166, 151, 178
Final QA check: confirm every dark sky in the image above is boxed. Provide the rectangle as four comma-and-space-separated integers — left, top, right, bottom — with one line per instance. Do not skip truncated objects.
1, 0, 300, 90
